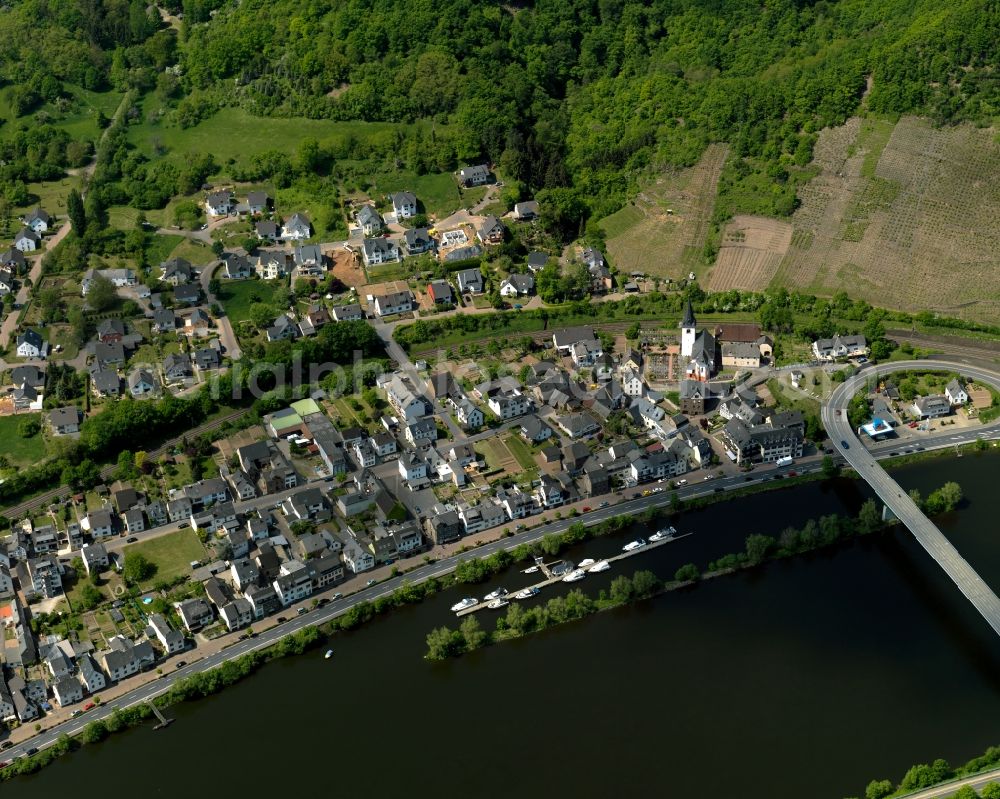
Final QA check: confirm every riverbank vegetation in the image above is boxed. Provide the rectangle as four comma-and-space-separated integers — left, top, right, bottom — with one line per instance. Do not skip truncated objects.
0, 626, 322, 781
855, 744, 1000, 799
424, 479, 964, 660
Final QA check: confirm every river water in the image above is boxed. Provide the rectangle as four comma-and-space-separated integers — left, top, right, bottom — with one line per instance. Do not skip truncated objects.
7, 452, 1000, 798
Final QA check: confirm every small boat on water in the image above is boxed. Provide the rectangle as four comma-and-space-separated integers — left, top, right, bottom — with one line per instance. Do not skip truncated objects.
622, 538, 647, 552
649, 527, 676, 543
562, 569, 586, 583
324, 650, 334, 659
450, 598, 478, 612
578, 558, 596, 568
587, 560, 610, 573
484, 588, 509, 602
487, 599, 510, 609
522, 566, 539, 574
514, 587, 540, 600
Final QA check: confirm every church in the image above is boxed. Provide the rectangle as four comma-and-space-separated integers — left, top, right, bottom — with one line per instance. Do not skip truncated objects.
680, 299, 718, 381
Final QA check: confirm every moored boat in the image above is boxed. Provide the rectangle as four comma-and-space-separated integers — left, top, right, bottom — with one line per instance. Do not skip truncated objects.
622, 538, 646, 552
450, 597, 478, 612
562, 568, 586, 583
514, 587, 540, 600
522, 566, 539, 574
484, 588, 509, 602
578, 558, 596, 568
649, 527, 676, 542
487, 598, 510, 609
587, 560, 610, 573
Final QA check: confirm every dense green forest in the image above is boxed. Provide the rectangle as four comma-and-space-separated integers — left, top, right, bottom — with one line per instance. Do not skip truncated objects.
0, 0, 997, 231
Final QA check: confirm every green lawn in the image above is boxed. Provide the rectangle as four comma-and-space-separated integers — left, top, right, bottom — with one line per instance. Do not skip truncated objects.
0, 85, 121, 143
503, 434, 537, 470
127, 105, 418, 168
123, 528, 207, 589
145, 234, 185, 265
0, 414, 46, 467
168, 237, 215, 266
217, 279, 284, 323
372, 171, 464, 218
365, 262, 413, 283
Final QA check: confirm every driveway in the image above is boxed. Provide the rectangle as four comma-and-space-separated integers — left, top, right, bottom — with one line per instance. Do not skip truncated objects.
198, 261, 242, 360
0, 220, 74, 348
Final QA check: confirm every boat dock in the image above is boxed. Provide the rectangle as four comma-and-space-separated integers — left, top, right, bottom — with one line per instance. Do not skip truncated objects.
148, 702, 174, 730
455, 533, 692, 617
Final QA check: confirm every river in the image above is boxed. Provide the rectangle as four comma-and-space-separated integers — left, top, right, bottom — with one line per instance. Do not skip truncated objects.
7, 452, 1000, 798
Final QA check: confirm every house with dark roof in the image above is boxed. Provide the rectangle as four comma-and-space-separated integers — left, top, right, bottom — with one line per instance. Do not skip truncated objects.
456, 267, 484, 294
22, 207, 50, 234
163, 353, 193, 382
256, 220, 279, 241
96, 318, 125, 343
362, 237, 399, 266
513, 200, 539, 220
160, 258, 193, 285
281, 212, 312, 240
220, 252, 252, 279
206, 190, 234, 216
173, 284, 201, 305
48, 406, 81, 435
404, 227, 435, 255
391, 191, 417, 219
246, 191, 270, 214
427, 279, 454, 305
476, 215, 504, 245
500, 272, 534, 297
16, 329, 46, 359
90, 368, 122, 398
458, 164, 490, 186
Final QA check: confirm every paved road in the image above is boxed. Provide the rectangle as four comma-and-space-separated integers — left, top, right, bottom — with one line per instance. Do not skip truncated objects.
824, 360, 1000, 638
10, 414, 1000, 761
0, 220, 74, 349
198, 260, 242, 361
889, 768, 1000, 799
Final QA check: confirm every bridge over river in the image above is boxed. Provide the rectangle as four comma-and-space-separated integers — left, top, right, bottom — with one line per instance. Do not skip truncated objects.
823, 361, 1000, 637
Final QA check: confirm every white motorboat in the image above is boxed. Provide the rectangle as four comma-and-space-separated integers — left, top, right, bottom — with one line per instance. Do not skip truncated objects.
622, 539, 647, 552
587, 560, 610, 573
487, 598, 510, 609
578, 558, 596, 568
324, 649, 334, 659
483, 588, 509, 602
514, 587, 540, 600
450, 598, 478, 612
562, 569, 586, 583
649, 527, 676, 543
522, 566, 539, 574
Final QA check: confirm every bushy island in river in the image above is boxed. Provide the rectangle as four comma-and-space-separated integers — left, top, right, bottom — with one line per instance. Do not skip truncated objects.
425, 482, 964, 660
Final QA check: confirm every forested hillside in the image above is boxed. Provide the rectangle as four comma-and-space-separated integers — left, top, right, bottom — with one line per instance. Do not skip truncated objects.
1, 0, 997, 231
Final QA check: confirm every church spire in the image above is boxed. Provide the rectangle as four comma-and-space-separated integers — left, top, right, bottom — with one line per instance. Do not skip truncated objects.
681, 298, 696, 329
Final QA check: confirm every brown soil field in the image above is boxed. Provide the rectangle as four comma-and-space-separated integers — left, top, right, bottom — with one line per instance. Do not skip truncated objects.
706, 215, 793, 291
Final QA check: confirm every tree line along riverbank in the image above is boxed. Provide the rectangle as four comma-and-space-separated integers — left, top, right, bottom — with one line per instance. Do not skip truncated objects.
423, 482, 963, 660
0, 473, 966, 781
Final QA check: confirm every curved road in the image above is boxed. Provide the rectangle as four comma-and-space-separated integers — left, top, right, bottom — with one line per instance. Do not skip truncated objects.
824, 360, 1000, 637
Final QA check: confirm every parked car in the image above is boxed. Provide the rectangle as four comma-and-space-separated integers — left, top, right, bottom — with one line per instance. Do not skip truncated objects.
126, 536, 138, 543
276, 616, 287, 623
83, 702, 95, 711
366, 579, 376, 587
332, 593, 343, 600
176, 661, 186, 668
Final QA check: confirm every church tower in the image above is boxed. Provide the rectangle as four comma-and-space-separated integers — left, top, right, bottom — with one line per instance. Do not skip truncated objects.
680, 298, 696, 357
